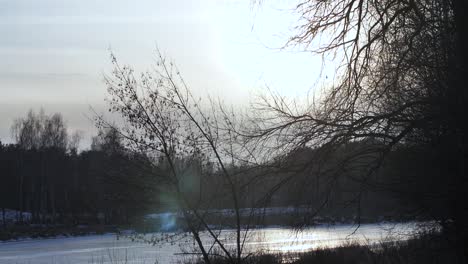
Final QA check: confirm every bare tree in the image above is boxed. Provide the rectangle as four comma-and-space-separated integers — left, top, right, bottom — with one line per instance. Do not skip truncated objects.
11, 109, 71, 224
11, 109, 44, 150
68, 130, 83, 154
100, 50, 267, 264
12, 109, 68, 151
41, 113, 68, 150
250, 0, 468, 260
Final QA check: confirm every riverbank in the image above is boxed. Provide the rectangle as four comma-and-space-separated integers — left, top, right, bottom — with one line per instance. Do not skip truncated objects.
141, 206, 424, 233
1, 206, 423, 241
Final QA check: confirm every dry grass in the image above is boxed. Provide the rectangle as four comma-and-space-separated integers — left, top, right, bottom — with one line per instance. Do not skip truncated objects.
184, 231, 462, 264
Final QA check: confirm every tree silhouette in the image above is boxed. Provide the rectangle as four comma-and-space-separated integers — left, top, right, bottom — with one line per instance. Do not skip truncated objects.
100, 50, 260, 264
251, 0, 468, 260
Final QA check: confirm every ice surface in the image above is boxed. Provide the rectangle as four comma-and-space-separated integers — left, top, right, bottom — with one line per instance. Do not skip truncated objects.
0, 222, 422, 264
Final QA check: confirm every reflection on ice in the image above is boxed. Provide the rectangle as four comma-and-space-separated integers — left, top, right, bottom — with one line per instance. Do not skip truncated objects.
231, 222, 421, 254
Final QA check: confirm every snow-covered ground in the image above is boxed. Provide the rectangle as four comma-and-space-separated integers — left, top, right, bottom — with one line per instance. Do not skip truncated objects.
0, 209, 31, 224
0, 222, 423, 264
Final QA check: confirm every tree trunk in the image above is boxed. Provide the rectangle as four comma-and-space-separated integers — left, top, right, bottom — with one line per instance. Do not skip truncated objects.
452, 0, 468, 262
2, 207, 6, 230
17, 151, 24, 224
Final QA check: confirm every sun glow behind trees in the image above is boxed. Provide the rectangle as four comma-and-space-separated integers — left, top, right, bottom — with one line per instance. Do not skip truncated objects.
0, 0, 332, 148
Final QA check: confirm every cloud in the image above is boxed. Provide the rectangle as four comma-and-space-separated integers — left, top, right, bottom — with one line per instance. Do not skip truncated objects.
0, 15, 187, 26
0, 0, 208, 25
0, 72, 89, 80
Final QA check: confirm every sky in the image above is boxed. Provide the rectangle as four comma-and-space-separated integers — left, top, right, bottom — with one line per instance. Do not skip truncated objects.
0, 0, 332, 148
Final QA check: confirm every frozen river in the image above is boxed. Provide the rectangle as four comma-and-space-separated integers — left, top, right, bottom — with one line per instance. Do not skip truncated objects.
0, 222, 422, 264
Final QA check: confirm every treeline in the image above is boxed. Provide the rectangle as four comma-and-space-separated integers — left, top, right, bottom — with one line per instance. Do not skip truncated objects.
167, 139, 437, 224
0, 110, 158, 226
219, 140, 439, 223
0, 110, 436, 230
268, 141, 449, 222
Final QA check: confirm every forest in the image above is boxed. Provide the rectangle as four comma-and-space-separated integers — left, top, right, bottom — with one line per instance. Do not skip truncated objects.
0, 109, 446, 231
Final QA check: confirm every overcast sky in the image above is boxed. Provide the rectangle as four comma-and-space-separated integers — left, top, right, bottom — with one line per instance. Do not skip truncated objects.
0, 0, 331, 148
